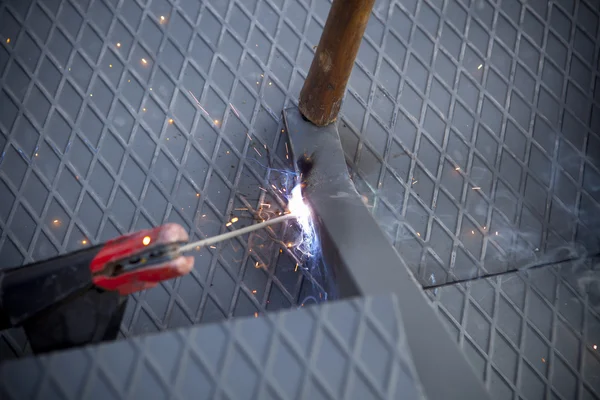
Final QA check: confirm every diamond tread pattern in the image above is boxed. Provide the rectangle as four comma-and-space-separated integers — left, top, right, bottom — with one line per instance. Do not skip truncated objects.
341, 0, 600, 287
429, 259, 600, 400
0, 0, 327, 359
0, 294, 426, 400
0, 0, 599, 398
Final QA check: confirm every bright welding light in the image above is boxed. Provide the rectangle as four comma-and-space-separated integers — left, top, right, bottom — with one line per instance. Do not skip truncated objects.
286, 184, 317, 259
288, 185, 311, 221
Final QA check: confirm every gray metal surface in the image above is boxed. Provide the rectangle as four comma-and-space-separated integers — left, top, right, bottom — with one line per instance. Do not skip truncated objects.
0, 0, 328, 359
0, 294, 426, 400
339, 0, 600, 287
284, 106, 491, 400
0, 0, 599, 397
430, 258, 600, 399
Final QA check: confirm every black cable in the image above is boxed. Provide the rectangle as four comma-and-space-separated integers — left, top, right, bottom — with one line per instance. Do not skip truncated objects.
423, 252, 600, 290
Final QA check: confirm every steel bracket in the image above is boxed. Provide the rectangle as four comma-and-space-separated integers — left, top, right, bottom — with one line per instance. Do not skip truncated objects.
283, 107, 491, 400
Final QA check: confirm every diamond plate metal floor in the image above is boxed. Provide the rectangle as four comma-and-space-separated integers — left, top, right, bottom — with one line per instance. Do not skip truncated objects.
0, 294, 426, 400
0, 0, 599, 397
342, 0, 600, 287
430, 258, 600, 399
0, 0, 330, 358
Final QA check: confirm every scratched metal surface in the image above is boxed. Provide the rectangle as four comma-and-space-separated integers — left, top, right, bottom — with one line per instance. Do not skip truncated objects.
0, 0, 599, 397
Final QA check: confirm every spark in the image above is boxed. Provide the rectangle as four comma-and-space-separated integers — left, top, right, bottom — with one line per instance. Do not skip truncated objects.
202, 214, 206, 217
295, 263, 298, 272
258, 187, 267, 192
412, 180, 418, 184
255, 261, 260, 268
35, 153, 39, 157
594, 344, 597, 350
417, 232, 421, 237
254, 147, 262, 157
188, 90, 210, 117
268, 82, 272, 85
52, 219, 61, 226
116, 42, 121, 47
254, 312, 258, 318
90, 93, 93, 97
214, 120, 219, 125
478, 64, 483, 70
246, 132, 252, 141
160, 15, 166, 23
6, 38, 10, 44
541, 358, 546, 363
229, 103, 240, 118
231, 217, 239, 223
287, 242, 293, 247
169, 118, 174, 124
252, 290, 257, 294
235, 207, 248, 211
495, 231, 499, 235
226, 222, 232, 227
209, 245, 216, 249
109, 64, 113, 68
471, 230, 475, 235
455, 166, 460, 171
472, 186, 481, 190
196, 193, 200, 197
142, 236, 151, 246
271, 184, 277, 189
141, 58, 148, 65
260, 203, 271, 208
82, 239, 88, 245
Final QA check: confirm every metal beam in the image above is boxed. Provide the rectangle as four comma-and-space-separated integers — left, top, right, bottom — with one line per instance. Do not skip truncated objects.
283, 107, 491, 400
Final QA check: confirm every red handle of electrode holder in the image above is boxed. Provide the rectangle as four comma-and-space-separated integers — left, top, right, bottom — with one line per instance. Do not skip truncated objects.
91, 224, 194, 295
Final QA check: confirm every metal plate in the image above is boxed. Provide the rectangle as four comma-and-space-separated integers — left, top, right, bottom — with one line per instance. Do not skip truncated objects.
338, 0, 600, 287
0, 0, 599, 397
0, 294, 426, 400
430, 258, 600, 399
0, 0, 328, 359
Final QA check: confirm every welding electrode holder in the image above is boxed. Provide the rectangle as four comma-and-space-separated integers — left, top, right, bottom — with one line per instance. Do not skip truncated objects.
0, 223, 193, 354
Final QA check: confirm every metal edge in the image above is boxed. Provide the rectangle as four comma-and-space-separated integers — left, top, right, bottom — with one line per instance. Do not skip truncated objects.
283, 107, 491, 400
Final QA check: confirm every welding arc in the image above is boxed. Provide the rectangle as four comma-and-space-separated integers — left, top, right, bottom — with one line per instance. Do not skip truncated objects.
179, 214, 295, 253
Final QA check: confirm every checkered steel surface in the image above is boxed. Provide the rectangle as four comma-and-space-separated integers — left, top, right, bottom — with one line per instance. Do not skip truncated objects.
0, 0, 598, 394
0, 294, 426, 400
338, 0, 600, 288
0, 0, 332, 359
430, 258, 600, 400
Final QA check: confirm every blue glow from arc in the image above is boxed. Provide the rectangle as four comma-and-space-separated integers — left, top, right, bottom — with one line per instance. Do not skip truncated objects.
254, 159, 331, 304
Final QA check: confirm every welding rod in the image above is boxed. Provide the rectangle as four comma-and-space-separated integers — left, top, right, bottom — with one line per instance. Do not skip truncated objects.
179, 213, 296, 253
